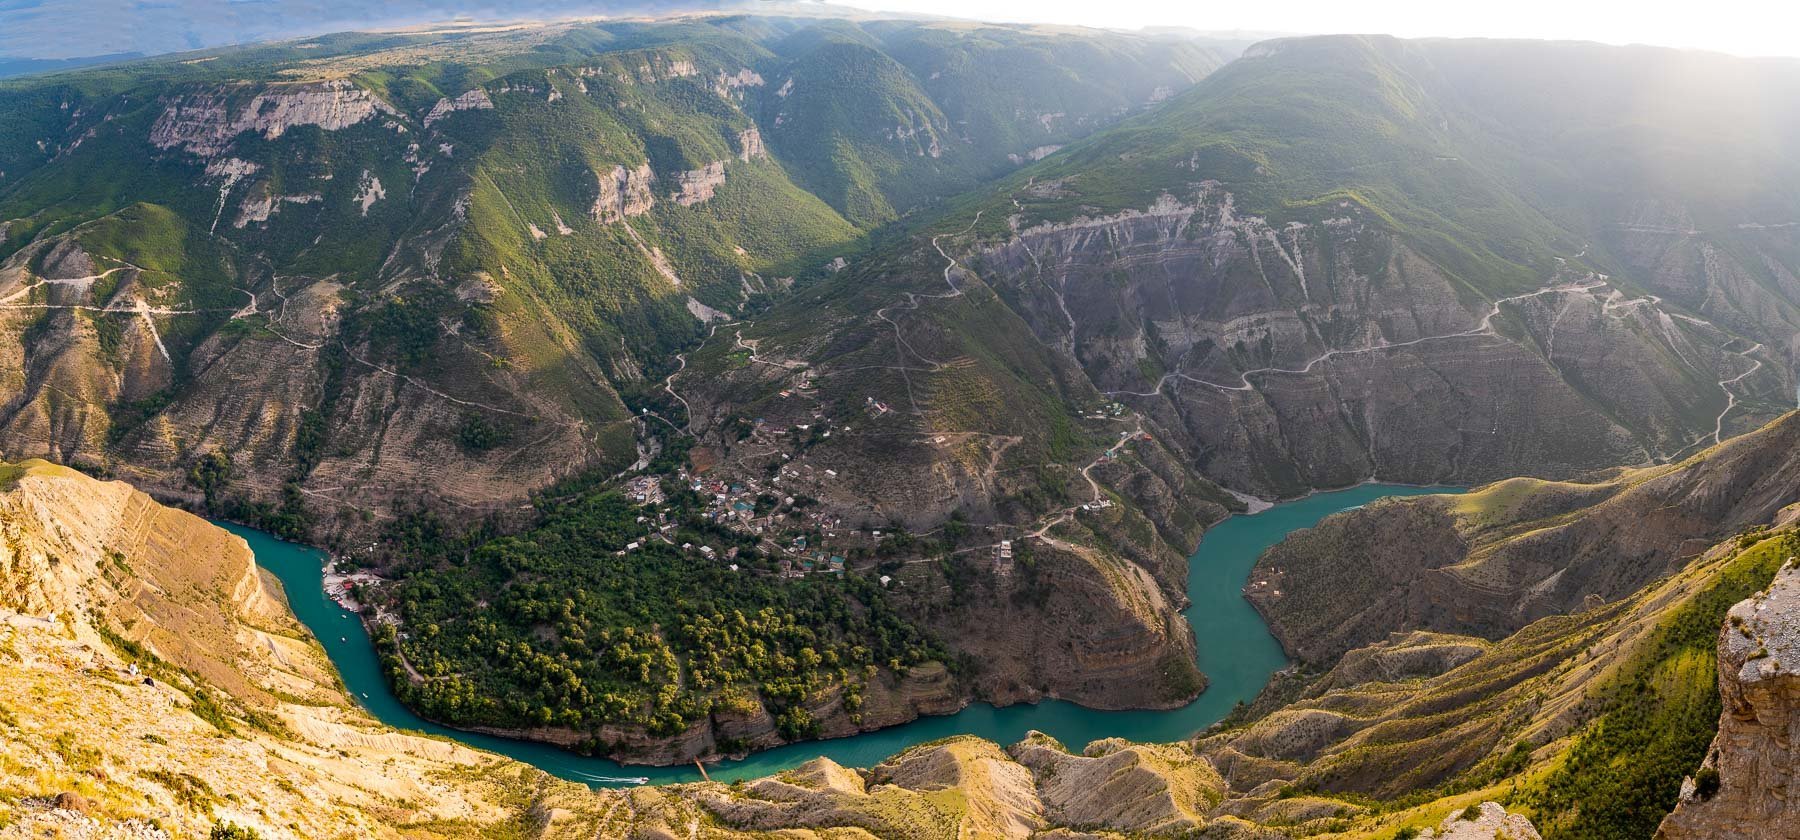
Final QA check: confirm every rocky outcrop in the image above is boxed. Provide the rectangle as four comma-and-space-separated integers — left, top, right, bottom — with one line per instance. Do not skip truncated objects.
423, 88, 494, 126
1422, 803, 1542, 839
737, 126, 766, 161
354, 170, 385, 216
668, 161, 727, 206
150, 80, 396, 156
714, 68, 765, 99
232, 188, 320, 228
591, 162, 656, 222
1658, 558, 1800, 838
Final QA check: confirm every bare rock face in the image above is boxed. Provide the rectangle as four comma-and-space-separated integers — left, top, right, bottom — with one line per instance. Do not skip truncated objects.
1658, 558, 1800, 838
668, 161, 727, 206
232, 188, 320, 229
422, 88, 494, 126
354, 170, 386, 216
979, 185, 1793, 499
1421, 802, 1542, 839
150, 80, 396, 156
714, 68, 765, 99
592, 163, 656, 222
737, 126, 767, 161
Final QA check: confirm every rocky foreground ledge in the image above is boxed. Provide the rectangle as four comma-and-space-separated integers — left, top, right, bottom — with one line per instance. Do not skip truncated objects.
1659, 556, 1800, 838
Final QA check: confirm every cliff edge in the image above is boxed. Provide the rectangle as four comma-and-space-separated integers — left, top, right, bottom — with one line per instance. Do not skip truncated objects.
1658, 556, 1800, 838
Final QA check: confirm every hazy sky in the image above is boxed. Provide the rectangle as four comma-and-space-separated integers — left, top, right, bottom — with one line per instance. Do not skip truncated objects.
838, 0, 1800, 59
3, 0, 1796, 63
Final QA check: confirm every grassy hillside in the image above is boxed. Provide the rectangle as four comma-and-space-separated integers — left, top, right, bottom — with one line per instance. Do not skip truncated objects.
0, 13, 1230, 547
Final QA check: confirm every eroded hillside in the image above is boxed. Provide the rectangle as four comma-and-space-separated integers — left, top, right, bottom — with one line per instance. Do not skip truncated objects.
0, 14, 1230, 548
0, 459, 599, 836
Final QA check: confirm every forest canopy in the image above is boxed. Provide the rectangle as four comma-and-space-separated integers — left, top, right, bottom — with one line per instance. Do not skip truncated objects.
377, 489, 944, 746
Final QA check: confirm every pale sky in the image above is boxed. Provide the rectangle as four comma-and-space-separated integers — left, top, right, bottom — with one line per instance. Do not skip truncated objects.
4, 0, 1797, 64
833, 0, 1800, 59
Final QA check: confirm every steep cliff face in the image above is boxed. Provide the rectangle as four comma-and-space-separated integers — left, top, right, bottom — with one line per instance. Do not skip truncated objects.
667, 160, 728, 206
592, 162, 657, 222
149, 79, 399, 157
974, 185, 1784, 498
1659, 558, 1800, 839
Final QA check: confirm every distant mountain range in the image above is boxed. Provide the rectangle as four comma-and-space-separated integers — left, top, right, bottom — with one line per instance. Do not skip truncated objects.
0, 1, 778, 76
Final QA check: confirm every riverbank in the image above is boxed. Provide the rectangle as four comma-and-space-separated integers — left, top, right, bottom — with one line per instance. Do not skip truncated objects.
225, 482, 1456, 788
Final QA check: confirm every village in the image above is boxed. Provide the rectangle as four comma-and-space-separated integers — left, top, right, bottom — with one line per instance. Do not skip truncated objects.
600, 387, 1154, 594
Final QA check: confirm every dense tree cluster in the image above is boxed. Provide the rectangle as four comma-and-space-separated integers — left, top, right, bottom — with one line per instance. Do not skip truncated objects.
377, 490, 942, 740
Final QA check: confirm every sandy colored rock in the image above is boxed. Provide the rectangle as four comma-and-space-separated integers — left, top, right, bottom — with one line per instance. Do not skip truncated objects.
1658, 558, 1800, 838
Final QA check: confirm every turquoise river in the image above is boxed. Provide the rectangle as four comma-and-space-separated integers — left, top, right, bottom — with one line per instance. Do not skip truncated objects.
224, 482, 1453, 788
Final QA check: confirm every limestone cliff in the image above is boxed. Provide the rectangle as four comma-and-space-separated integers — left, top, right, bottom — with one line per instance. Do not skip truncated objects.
591, 162, 657, 222
668, 161, 728, 206
1658, 557, 1800, 838
150, 80, 398, 157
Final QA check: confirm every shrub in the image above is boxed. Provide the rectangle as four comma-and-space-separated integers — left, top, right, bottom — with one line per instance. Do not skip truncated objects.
210, 822, 261, 840
1694, 767, 1721, 800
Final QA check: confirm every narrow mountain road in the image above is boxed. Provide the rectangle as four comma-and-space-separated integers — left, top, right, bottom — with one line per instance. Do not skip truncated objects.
874, 211, 987, 412
1106, 280, 1606, 397
0, 264, 137, 304
1713, 343, 1766, 444
663, 320, 736, 434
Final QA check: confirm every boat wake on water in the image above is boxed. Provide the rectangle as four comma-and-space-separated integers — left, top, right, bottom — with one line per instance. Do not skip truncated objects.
577, 772, 650, 785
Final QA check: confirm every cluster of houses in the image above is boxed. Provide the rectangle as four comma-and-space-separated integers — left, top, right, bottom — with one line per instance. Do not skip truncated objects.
623, 474, 665, 505
1083, 401, 1131, 420
776, 371, 816, 400
780, 534, 848, 578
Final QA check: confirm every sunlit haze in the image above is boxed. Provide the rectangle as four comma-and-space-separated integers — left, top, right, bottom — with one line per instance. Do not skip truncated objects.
835, 0, 1800, 58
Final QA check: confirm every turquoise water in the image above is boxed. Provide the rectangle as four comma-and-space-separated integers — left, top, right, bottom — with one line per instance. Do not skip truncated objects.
225, 482, 1451, 788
